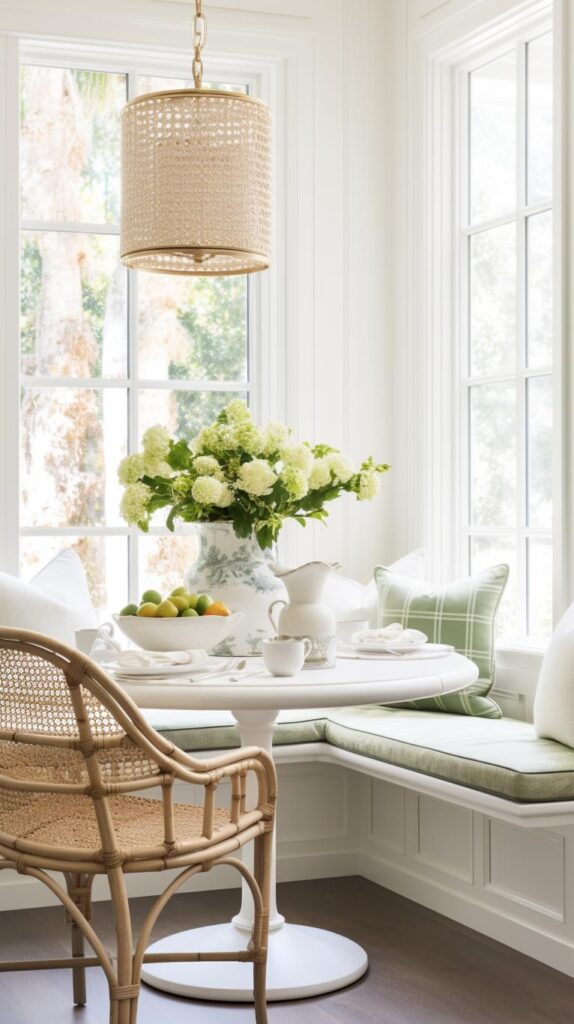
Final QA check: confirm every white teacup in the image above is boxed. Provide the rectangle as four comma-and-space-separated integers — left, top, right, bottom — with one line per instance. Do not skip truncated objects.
75, 623, 121, 661
262, 637, 312, 677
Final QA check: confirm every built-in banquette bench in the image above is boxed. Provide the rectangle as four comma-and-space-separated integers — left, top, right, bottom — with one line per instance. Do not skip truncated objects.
145, 703, 574, 979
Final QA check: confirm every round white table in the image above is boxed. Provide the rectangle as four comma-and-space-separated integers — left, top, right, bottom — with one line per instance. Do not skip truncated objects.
120, 652, 477, 1002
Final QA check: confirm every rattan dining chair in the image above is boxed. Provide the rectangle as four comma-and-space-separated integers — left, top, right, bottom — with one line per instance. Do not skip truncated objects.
0, 628, 276, 1024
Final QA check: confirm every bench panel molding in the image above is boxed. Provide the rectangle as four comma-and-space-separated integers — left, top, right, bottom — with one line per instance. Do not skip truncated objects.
484, 819, 566, 922
413, 794, 475, 884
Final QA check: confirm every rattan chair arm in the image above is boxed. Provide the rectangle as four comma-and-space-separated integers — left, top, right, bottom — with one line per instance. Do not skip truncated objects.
165, 751, 277, 820
0, 728, 126, 750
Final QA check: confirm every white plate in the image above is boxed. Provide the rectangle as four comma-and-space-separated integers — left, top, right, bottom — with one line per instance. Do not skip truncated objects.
109, 660, 211, 679
357, 640, 428, 654
338, 642, 454, 659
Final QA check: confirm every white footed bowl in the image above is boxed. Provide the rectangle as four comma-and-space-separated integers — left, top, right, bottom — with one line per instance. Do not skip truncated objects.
112, 612, 244, 653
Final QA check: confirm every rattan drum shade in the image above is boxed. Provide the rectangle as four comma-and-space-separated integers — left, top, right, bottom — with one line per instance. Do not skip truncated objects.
120, 89, 271, 276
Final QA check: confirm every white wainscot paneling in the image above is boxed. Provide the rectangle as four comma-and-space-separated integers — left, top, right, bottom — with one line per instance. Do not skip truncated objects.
369, 779, 406, 854
414, 794, 474, 882
485, 819, 566, 921
276, 763, 349, 844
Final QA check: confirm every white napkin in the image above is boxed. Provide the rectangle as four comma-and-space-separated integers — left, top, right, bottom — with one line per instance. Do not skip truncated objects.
115, 649, 209, 669
351, 623, 428, 646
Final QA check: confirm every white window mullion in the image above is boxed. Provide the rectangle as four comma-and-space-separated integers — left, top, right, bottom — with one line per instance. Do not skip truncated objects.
455, 66, 471, 578
21, 220, 119, 235
1, 34, 20, 576
516, 41, 528, 635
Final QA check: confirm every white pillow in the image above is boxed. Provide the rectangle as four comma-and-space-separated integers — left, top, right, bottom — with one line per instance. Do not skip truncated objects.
363, 549, 426, 627
0, 548, 97, 647
534, 602, 574, 746
322, 573, 366, 621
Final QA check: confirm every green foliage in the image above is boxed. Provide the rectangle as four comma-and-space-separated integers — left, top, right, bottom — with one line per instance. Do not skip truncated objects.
170, 275, 248, 438
119, 400, 390, 549
20, 237, 42, 363
72, 69, 123, 224
81, 259, 109, 374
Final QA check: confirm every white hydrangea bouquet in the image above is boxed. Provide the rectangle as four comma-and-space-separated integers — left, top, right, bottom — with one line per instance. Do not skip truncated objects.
119, 400, 390, 549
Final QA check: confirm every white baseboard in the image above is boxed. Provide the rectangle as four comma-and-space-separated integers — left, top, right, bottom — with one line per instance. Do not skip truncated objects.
0, 848, 358, 913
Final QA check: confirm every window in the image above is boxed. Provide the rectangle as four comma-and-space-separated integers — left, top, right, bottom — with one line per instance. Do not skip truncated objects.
458, 31, 553, 639
18, 61, 253, 613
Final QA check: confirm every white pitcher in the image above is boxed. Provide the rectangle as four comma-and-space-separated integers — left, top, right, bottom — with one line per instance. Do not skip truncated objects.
268, 561, 341, 668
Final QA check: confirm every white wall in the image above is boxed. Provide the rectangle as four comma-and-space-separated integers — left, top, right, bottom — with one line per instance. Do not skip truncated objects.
0, 0, 395, 584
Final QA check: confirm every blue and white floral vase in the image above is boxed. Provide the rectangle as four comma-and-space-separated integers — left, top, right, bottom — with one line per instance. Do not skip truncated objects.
185, 522, 287, 656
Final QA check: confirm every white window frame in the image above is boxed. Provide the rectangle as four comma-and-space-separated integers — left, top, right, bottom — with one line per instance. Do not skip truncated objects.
0, 25, 296, 601
16, 41, 264, 606
403, 0, 562, 654
455, 28, 553, 638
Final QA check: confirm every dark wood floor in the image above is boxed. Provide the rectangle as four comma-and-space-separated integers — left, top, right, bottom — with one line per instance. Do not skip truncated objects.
0, 876, 573, 1023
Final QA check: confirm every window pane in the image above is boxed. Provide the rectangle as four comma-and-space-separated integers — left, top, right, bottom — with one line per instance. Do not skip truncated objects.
470, 224, 516, 375
471, 535, 519, 637
526, 211, 552, 368
21, 232, 127, 377
528, 537, 552, 638
20, 387, 127, 527
137, 275, 247, 381
527, 33, 553, 205
138, 389, 248, 442
470, 52, 517, 223
137, 533, 201, 600
470, 382, 517, 527
527, 375, 552, 528
21, 66, 125, 224
20, 535, 128, 617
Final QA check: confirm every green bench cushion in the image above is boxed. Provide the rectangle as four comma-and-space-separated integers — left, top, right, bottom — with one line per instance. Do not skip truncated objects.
325, 706, 574, 803
147, 705, 574, 803
147, 708, 327, 751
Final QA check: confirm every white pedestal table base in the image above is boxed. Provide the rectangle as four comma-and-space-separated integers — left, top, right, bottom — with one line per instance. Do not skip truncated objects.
141, 707, 368, 1002
141, 921, 368, 1001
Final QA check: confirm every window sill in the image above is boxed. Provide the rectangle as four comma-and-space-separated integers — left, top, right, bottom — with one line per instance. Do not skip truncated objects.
495, 638, 544, 671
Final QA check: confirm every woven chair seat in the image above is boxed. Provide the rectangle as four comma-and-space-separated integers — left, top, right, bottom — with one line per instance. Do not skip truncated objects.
1, 791, 231, 858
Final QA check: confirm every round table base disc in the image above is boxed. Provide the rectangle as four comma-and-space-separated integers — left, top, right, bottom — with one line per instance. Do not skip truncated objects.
141, 922, 368, 1002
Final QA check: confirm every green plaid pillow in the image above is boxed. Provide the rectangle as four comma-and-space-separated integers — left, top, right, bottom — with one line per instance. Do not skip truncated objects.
374, 563, 509, 718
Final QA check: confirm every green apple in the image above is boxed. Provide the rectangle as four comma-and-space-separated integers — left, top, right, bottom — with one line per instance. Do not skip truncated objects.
171, 595, 190, 614
187, 593, 200, 610
156, 599, 179, 618
170, 586, 188, 598
181, 607, 199, 617
195, 593, 214, 616
141, 589, 162, 605
137, 602, 158, 617
119, 603, 138, 616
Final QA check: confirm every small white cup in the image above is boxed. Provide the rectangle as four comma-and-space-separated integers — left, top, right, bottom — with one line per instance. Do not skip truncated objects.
75, 623, 121, 661
262, 637, 312, 677
336, 618, 368, 644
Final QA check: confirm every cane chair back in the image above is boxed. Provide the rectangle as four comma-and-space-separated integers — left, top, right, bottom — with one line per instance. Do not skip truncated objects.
0, 628, 275, 870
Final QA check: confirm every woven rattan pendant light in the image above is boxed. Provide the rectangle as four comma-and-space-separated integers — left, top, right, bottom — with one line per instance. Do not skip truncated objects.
120, 1, 271, 276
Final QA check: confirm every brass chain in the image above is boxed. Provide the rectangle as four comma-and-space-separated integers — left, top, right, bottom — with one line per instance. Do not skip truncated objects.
193, 0, 207, 89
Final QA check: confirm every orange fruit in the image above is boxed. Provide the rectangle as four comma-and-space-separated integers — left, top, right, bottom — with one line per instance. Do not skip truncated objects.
204, 601, 231, 617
